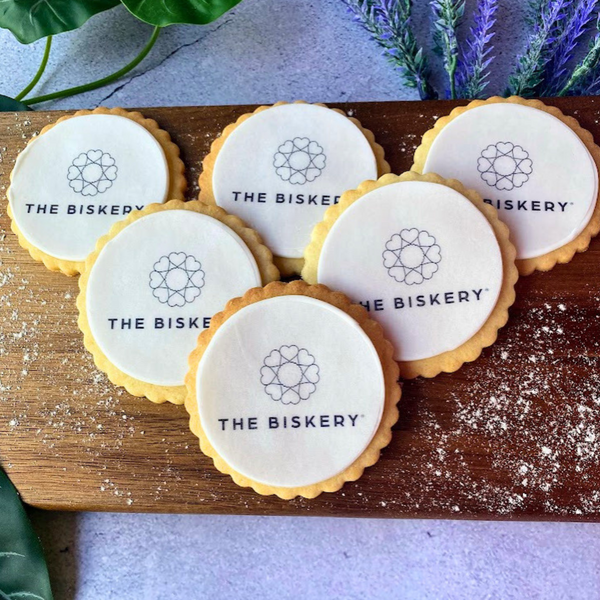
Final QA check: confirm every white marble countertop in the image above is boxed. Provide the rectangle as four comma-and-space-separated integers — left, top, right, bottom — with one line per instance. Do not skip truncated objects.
2, 1, 599, 598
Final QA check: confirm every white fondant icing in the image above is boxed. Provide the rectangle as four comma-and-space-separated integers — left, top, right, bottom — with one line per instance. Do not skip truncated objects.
196, 295, 385, 488
9, 114, 170, 262
422, 103, 598, 259
212, 104, 378, 259
317, 181, 504, 362
86, 210, 262, 387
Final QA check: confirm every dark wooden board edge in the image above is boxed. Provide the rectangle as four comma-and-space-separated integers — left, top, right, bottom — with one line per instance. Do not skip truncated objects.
0, 98, 599, 520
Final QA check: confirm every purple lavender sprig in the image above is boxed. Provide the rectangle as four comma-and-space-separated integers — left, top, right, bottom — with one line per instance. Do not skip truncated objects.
542, 0, 598, 96
431, 0, 466, 99
507, 0, 571, 97
455, 0, 498, 99
558, 12, 600, 94
343, 0, 436, 100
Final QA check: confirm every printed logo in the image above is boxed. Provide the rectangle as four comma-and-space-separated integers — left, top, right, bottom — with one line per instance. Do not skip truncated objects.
477, 142, 533, 191
67, 149, 118, 196
149, 252, 205, 307
273, 137, 326, 185
383, 228, 441, 285
260, 345, 320, 405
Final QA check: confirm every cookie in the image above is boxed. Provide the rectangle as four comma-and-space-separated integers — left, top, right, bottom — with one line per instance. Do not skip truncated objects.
412, 97, 600, 275
185, 280, 400, 499
8, 107, 186, 275
199, 101, 389, 276
303, 172, 518, 379
78, 200, 279, 404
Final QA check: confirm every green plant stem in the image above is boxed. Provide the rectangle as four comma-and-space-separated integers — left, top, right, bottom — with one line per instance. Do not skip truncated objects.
23, 26, 161, 106
449, 56, 457, 99
15, 36, 53, 101
557, 32, 600, 96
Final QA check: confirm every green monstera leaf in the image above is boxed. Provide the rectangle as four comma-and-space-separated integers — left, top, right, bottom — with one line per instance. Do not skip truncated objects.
121, 0, 243, 26
0, 468, 53, 600
0, 0, 120, 44
0, 95, 32, 112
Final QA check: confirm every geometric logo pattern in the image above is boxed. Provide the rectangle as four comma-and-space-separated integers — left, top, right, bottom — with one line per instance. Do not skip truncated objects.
477, 141, 533, 191
260, 345, 320, 405
273, 137, 326, 185
149, 252, 205, 307
67, 149, 118, 196
383, 228, 442, 285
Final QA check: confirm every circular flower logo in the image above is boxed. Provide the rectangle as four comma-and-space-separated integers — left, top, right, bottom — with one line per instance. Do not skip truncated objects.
273, 137, 326, 185
67, 149, 118, 196
260, 345, 320, 405
383, 228, 441, 285
477, 142, 533, 191
149, 252, 205, 307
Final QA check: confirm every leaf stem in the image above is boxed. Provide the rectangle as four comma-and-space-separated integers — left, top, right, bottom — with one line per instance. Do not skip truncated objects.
557, 14, 600, 96
431, 0, 465, 99
15, 36, 53, 101
449, 56, 457, 99
23, 26, 161, 106
558, 42, 600, 94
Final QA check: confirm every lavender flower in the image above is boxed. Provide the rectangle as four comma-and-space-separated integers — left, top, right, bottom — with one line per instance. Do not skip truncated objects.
559, 13, 600, 94
455, 0, 498, 99
507, 0, 571, 97
343, 0, 436, 100
341, 0, 600, 100
542, 0, 598, 95
431, 0, 465, 98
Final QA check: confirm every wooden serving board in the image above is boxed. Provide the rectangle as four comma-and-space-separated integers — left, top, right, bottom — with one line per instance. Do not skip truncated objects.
1, 98, 599, 520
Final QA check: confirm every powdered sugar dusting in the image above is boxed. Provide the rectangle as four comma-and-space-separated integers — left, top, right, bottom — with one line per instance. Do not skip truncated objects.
394, 293, 600, 518
1, 109, 600, 518
0, 114, 201, 510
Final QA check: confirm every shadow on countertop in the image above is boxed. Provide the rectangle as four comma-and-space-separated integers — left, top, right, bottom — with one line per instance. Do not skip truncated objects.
28, 509, 79, 600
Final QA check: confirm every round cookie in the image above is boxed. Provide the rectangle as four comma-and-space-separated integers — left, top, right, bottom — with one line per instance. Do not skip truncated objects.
185, 281, 400, 499
303, 172, 518, 379
78, 200, 279, 404
8, 107, 186, 276
199, 101, 389, 276
412, 97, 600, 275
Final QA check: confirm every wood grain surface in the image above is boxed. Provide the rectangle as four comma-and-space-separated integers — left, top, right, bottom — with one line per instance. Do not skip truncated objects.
0, 98, 599, 519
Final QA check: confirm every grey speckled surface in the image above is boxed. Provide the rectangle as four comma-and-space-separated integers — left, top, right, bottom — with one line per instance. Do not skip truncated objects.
1, 0, 531, 108
2, 1, 600, 598
27, 511, 600, 600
